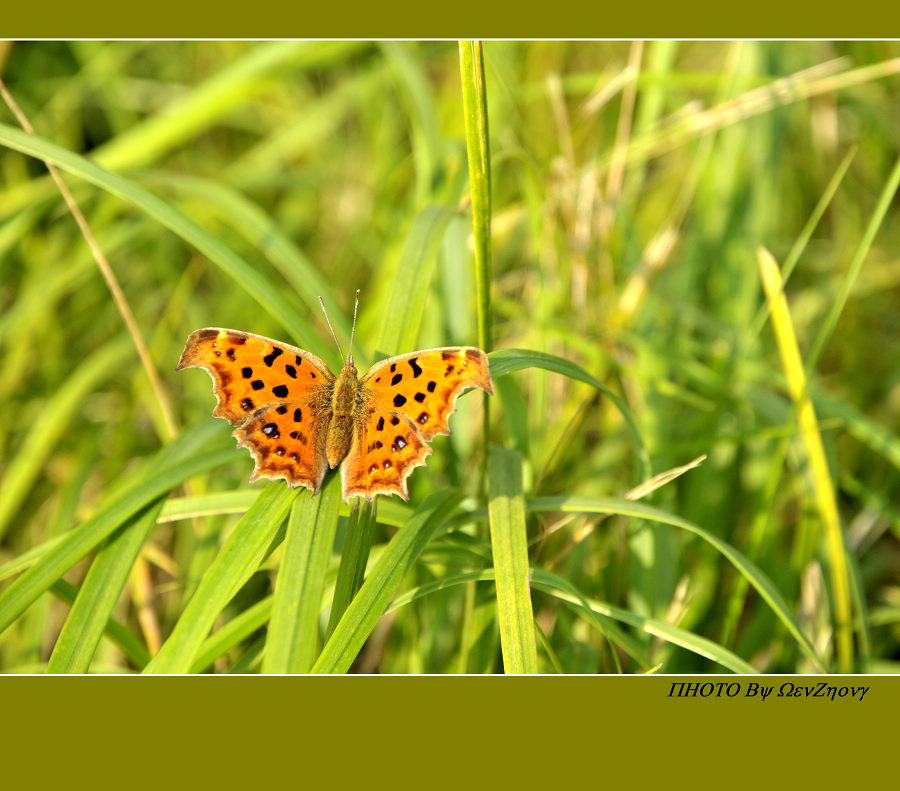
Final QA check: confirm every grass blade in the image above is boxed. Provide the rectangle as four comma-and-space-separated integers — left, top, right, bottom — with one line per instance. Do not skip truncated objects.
488, 446, 537, 673
191, 596, 273, 674
0, 122, 319, 351
46, 500, 165, 673
458, 40, 492, 355
489, 347, 650, 480
373, 204, 455, 358
262, 473, 342, 674
0, 424, 233, 636
326, 498, 378, 640
0, 338, 130, 540
758, 247, 852, 672
49, 579, 151, 669
144, 481, 301, 673
311, 490, 460, 674
530, 569, 758, 674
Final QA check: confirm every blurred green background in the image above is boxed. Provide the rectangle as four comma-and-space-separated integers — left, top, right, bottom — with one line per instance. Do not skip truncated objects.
0, 41, 898, 673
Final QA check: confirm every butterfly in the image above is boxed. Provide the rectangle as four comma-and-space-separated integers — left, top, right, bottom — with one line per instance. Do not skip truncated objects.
177, 292, 493, 502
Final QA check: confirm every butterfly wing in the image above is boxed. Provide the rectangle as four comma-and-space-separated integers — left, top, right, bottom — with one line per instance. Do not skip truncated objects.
339, 347, 493, 500
177, 328, 335, 491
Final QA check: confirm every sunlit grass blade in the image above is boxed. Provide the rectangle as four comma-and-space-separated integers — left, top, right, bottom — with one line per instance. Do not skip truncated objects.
458, 40, 492, 356
0, 423, 233, 636
758, 247, 852, 672
373, 204, 455, 358
450, 494, 824, 672
488, 447, 537, 673
46, 500, 164, 673
489, 347, 650, 479
191, 596, 273, 674
0, 338, 130, 540
50, 579, 151, 669
262, 473, 342, 674
158, 490, 260, 523
144, 481, 301, 674
0, 123, 319, 351
530, 569, 757, 674
144, 172, 349, 346
388, 568, 651, 668
42, 418, 223, 673
326, 498, 378, 640
311, 490, 461, 674
386, 567, 755, 673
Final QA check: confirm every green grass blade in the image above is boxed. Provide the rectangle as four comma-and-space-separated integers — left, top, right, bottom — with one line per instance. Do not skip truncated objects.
530, 569, 758, 674
489, 347, 651, 480
145, 171, 349, 346
373, 204, 455, 357
263, 473, 342, 674
0, 122, 319, 351
389, 568, 651, 669
529, 495, 826, 672
46, 499, 165, 673
144, 481, 301, 674
458, 40, 492, 355
326, 498, 378, 640
0, 424, 233, 636
487, 447, 537, 673
50, 579, 151, 669
191, 596, 274, 674
44, 419, 225, 673
385, 567, 754, 673
158, 490, 260, 523
0, 338, 130, 540
311, 490, 461, 674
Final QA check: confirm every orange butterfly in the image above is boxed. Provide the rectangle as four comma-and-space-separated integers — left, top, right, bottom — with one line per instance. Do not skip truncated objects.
177, 292, 492, 502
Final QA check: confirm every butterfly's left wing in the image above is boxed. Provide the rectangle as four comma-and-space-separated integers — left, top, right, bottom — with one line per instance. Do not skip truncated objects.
340, 347, 493, 500
177, 328, 336, 492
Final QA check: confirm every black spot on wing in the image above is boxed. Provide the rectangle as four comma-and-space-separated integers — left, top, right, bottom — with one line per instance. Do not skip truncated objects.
272, 384, 289, 398
391, 373, 403, 386
263, 347, 283, 367
242, 367, 253, 378
427, 381, 436, 392
252, 380, 265, 390
409, 357, 422, 378
285, 364, 297, 378
240, 398, 254, 411
393, 394, 407, 407
276, 405, 288, 415
414, 392, 425, 403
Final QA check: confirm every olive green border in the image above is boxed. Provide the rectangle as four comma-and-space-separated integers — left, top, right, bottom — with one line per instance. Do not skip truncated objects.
2, 675, 897, 783
2, 0, 899, 38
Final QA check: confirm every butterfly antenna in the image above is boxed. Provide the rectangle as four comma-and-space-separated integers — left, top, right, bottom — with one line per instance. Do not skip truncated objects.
347, 289, 360, 365
318, 296, 345, 362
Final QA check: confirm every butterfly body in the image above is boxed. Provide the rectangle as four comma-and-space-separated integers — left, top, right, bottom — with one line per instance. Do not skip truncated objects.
326, 359, 360, 469
177, 328, 492, 502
